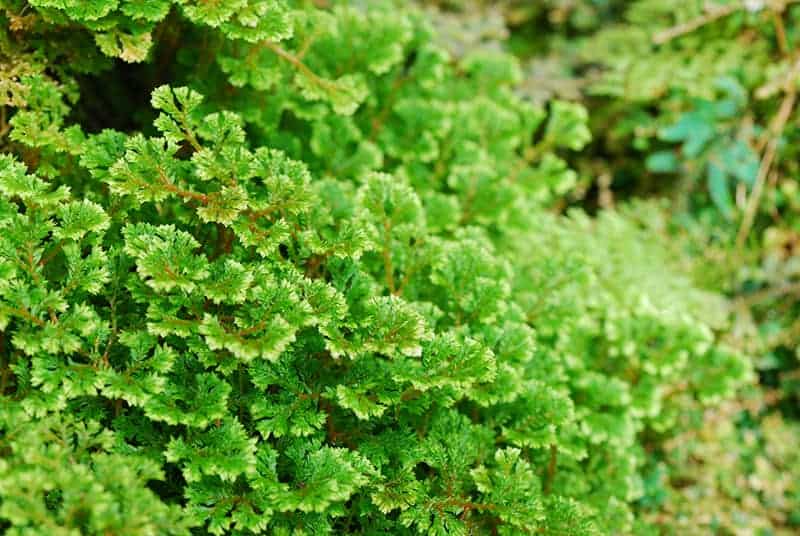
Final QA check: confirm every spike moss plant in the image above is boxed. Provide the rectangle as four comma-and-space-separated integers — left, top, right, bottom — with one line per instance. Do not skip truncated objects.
0, 1, 751, 534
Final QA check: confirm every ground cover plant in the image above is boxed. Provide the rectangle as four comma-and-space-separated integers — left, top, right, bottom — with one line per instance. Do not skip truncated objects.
425, 0, 800, 532
0, 0, 772, 534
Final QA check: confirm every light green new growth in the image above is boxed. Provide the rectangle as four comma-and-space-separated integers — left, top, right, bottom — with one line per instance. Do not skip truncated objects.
0, 1, 751, 534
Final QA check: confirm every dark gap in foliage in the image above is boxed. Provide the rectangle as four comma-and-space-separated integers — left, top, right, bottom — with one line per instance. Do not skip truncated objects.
65, 13, 193, 136
149, 462, 190, 506
68, 61, 160, 134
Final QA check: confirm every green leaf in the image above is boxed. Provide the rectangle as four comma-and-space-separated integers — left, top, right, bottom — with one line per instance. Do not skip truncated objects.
123, 223, 210, 292
645, 150, 679, 174
165, 417, 257, 482
54, 200, 110, 240
706, 162, 734, 218
544, 101, 592, 150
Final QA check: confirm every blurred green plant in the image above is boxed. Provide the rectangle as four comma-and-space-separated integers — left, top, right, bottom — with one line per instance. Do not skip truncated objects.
420, 0, 800, 532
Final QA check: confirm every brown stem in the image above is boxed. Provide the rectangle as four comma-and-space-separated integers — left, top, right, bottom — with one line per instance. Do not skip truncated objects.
23, 245, 42, 285
735, 280, 800, 307
597, 172, 614, 209
161, 180, 209, 204
399, 387, 422, 402
246, 204, 283, 221
543, 444, 558, 495
212, 224, 235, 259
296, 31, 318, 60
304, 253, 328, 279
38, 240, 64, 267
0, 105, 8, 138
653, 3, 739, 45
236, 318, 268, 337
773, 10, 789, 56
393, 266, 414, 297
737, 85, 797, 248
263, 41, 340, 93
523, 139, 554, 164
320, 399, 355, 448
2, 304, 46, 326
177, 107, 202, 152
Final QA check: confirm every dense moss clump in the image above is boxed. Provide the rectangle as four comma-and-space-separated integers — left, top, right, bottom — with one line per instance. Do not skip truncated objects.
0, 1, 751, 534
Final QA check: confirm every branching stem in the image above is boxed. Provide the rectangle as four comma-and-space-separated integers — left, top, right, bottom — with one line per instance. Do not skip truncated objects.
653, 3, 739, 45
264, 40, 340, 93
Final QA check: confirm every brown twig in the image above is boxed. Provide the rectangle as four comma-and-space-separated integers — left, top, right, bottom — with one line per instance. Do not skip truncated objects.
38, 240, 64, 267
211, 223, 235, 260
161, 179, 210, 204
1, 304, 46, 326
179, 114, 203, 153
0, 105, 8, 138
653, 3, 739, 45
736, 82, 797, 248
263, 40, 340, 93
543, 444, 558, 495
773, 9, 789, 56
113, 398, 123, 417
734, 280, 800, 307
296, 31, 319, 60
755, 57, 800, 100
597, 172, 615, 209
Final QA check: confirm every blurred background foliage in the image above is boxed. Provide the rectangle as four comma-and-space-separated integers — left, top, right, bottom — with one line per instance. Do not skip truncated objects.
423, 0, 800, 533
